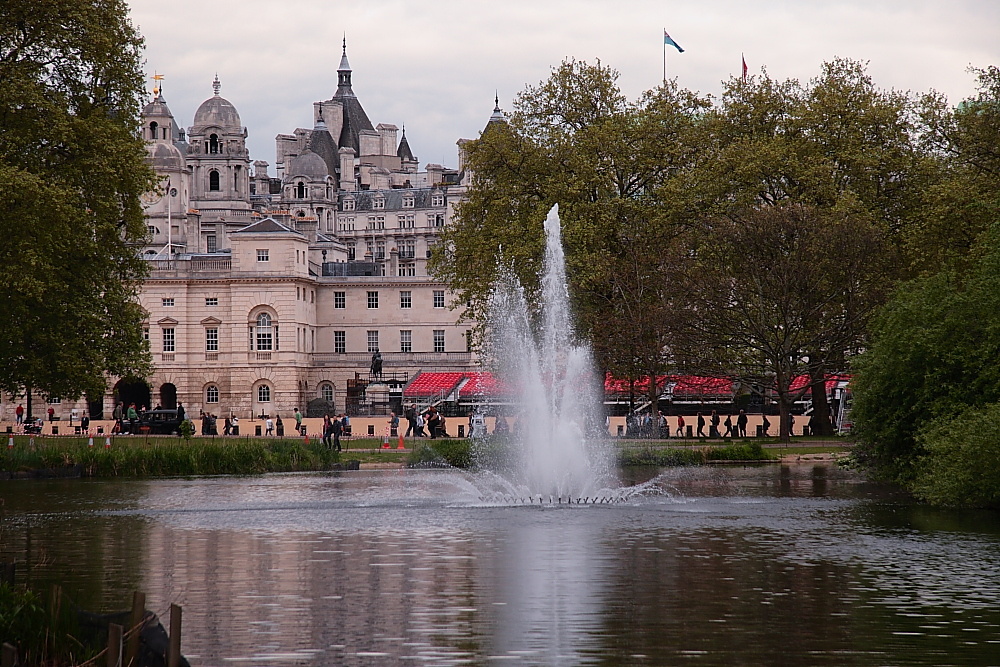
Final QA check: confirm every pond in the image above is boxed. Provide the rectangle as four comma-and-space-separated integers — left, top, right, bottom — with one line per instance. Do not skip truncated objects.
2, 464, 999, 665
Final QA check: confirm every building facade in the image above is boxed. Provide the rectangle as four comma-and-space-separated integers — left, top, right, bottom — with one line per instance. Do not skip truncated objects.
6, 44, 484, 423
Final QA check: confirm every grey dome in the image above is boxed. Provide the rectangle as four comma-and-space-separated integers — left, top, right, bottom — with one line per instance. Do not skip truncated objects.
287, 149, 329, 180
192, 95, 242, 131
146, 141, 185, 170
142, 94, 174, 119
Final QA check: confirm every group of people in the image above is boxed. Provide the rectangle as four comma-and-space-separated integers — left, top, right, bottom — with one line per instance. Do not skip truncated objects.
111, 401, 161, 434
321, 413, 351, 450
402, 404, 449, 439
626, 409, 772, 439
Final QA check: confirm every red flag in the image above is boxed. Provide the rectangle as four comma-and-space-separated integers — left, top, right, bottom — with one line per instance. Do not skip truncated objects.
742, 54, 748, 83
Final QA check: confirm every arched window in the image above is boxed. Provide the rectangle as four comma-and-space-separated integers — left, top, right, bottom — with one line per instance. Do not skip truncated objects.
149, 121, 158, 140
296, 181, 305, 198
257, 384, 271, 402
206, 385, 219, 403
255, 312, 273, 351
321, 383, 334, 403
209, 134, 220, 154
209, 170, 220, 191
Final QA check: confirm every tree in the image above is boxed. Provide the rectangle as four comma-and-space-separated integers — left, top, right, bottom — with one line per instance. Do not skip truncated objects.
433, 59, 710, 407
676, 204, 888, 442
0, 0, 154, 410
851, 226, 1000, 482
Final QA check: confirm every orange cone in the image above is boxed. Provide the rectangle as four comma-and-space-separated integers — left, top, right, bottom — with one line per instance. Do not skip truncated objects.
6, 437, 12, 450
104, 436, 111, 449
397, 434, 405, 450
88, 436, 94, 448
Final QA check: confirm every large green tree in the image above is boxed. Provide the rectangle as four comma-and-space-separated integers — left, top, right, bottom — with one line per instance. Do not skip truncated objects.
676, 204, 888, 441
0, 0, 154, 410
433, 59, 709, 409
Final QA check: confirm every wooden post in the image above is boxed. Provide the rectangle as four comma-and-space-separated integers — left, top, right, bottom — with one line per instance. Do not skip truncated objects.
107, 623, 123, 667
125, 591, 145, 667
167, 603, 182, 667
2, 642, 18, 667
0, 561, 14, 587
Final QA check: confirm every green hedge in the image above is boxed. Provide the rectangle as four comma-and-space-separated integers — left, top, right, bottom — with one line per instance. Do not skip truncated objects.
0, 436, 340, 477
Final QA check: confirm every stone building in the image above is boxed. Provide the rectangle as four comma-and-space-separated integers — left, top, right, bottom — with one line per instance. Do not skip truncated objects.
3, 44, 486, 423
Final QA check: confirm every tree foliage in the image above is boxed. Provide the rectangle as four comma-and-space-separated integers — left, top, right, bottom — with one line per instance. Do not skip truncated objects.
0, 0, 154, 404
676, 204, 888, 441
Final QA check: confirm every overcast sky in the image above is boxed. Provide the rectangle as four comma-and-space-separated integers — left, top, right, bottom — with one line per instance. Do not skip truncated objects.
127, 0, 998, 170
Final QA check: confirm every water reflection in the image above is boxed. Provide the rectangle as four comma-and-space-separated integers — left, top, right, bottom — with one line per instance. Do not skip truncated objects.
2, 466, 999, 665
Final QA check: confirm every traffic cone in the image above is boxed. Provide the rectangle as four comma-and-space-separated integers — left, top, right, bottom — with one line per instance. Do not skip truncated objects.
88, 436, 94, 448
304, 434, 309, 445
381, 435, 390, 449
7, 436, 12, 450
104, 436, 111, 449
397, 434, 405, 450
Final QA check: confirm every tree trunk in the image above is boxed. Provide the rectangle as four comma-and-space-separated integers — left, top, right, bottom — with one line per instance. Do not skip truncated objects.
26, 386, 32, 422
809, 368, 834, 436
778, 393, 793, 443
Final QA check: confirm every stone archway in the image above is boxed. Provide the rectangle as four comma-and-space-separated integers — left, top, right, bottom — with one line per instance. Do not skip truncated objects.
113, 378, 151, 414
159, 383, 178, 409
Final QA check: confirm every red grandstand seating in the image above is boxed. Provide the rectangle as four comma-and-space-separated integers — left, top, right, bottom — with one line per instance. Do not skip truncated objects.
403, 372, 466, 398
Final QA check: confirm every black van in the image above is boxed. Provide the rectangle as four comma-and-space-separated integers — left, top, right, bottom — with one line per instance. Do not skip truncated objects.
138, 409, 183, 435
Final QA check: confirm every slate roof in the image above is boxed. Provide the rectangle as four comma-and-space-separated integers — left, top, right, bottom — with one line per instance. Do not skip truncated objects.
234, 218, 302, 234
340, 187, 445, 212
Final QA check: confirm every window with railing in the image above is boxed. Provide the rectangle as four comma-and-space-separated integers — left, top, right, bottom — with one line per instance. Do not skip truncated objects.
433, 329, 445, 353
205, 328, 218, 351
367, 330, 379, 353
162, 327, 175, 352
334, 331, 346, 353
400, 330, 412, 353
249, 312, 278, 352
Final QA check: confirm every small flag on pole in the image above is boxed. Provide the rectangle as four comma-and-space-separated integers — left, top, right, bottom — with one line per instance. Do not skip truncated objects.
664, 30, 684, 53
742, 54, 748, 83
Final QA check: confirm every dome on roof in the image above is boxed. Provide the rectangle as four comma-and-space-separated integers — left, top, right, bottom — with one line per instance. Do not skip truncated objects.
287, 149, 329, 180
192, 94, 242, 131
146, 141, 185, 170
142, 94, 173, 118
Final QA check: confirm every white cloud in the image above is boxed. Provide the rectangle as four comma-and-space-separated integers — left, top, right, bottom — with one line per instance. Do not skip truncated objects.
128, 0, 999, 168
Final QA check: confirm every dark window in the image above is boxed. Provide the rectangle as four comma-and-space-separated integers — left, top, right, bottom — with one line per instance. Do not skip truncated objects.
209, 134, 220, 154
209, 170, 220, 191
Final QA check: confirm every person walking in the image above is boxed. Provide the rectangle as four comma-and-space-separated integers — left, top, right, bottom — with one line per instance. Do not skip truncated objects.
737, 410, 748, 438
723, 414, 733, 438
126, 403, 138, 434
265, 416, 274, 436
389, 411, 399, 437
761, 414, 771, 437
322, 414, 332, 448
224, 415, 232, 436
696, 412, 706, 438
709, 410, 721, 438
404, 403, 417, 437
176, 402, 186, 423
675, 414, 685, 438
15, 404, 23, 424
294, 408, 303, 434
332, 414, 343, 451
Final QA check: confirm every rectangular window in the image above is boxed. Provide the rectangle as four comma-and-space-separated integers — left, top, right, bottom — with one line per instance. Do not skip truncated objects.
343, 198, 355, 211
373, 198, 385, 210
205, 328, 218, 351
334, 291, 346, 309
398, 263, 415, 277
206, 235, 217, 253
143, 327, 149, 342
433, 290, 445, 308
347, 244, 356, 260
162, 328, 175, 352
431, 194, 444, 207
205, 297, 218, 307
257, 249, 269, 262
433, 329, 445, 353
400, 330, 412, 353
432, 213, 445, 227
401, 239, 415, 258
402, 196, 414, 208
367, 291, 379, 309
399, 291, 412, 309
334, 331, 346, 353
162, 298, 174, 307
367, 330, 379, 353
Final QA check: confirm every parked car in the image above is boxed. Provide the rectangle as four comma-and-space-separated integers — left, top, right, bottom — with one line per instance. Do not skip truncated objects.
139, 409, 183, 435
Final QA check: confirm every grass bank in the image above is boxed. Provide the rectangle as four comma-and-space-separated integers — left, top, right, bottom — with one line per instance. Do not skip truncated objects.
1, 435, 343, 477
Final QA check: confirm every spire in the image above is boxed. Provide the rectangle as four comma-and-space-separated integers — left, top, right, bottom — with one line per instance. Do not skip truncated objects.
396, 123, 415, 162
336, 36, 354, 97
212, 74, 221, 96
151, 72, 164, 100
315, 107, 327, 130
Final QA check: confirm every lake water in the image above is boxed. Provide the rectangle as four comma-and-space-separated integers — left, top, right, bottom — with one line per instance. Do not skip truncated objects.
2, 464, 999, 666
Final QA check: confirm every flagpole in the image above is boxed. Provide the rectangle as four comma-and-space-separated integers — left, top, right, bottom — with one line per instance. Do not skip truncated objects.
663, 39, 666, 84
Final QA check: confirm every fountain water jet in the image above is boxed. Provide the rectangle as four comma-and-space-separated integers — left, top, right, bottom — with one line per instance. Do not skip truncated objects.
477, 205, 619, 502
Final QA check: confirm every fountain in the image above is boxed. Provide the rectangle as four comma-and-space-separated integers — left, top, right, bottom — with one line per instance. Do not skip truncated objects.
475, 205, 621, 503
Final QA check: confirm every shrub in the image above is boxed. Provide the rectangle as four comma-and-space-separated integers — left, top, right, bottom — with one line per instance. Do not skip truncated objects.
911, 403, 1000, 508
407, 439, 472, 468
